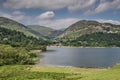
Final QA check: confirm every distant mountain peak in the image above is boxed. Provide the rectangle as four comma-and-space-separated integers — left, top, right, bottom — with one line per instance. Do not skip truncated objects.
28, 25, 64, 39
58, 20, 120, 39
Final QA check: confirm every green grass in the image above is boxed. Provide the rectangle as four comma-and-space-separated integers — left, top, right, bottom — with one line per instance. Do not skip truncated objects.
0, 64, 120, 80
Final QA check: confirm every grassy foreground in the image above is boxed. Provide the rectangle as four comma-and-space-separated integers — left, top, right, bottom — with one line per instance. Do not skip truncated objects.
0, 64, 120, 80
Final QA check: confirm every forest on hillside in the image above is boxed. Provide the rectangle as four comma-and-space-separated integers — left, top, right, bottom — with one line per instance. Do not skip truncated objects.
55, 32, 120, 47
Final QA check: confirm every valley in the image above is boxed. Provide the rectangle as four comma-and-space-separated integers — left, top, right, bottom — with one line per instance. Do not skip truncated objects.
0, 0, 120, 79
1, 17, 120, 48
0, 17, 120, 80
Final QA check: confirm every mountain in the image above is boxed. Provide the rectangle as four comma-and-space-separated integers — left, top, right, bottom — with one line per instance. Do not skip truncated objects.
59, 20, 120, 39
28, 25, 54, 37
28, 25, 64, 38
48, 29, 64, 38
54, 20, 120, 47
0, 17, 37, 37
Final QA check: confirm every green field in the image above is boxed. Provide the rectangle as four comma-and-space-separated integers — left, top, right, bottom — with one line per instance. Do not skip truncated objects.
0, 64, 120, 80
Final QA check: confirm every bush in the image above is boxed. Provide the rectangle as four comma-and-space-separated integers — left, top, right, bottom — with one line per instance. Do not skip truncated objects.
0, 44, 38, 66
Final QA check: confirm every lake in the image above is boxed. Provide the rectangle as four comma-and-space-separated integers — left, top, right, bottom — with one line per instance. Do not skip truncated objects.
37, 47, 120, 68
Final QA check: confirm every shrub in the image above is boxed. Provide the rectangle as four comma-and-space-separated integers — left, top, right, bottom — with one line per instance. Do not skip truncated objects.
0, 44, 38, 66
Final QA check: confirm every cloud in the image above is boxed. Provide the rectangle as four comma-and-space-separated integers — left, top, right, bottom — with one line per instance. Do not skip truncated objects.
0, 12, 12, 18
0, 10, 119, 29
3, 0, 96, 12
0, 10, 29, 22
37, 11, 55, 20
68, 0, 96, 12
12, 11, 25, 15
94, 0, 120, 14
36, 18, 80, 29
2, 0, 120, 15
0, 10, 80, 29
96, 19, 120, 25
34, 11, 80, 29
79, 0, 120, 15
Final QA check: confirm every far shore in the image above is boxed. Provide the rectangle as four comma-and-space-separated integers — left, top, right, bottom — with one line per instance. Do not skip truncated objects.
30, 50, 42, 53
47, 46, 120, 48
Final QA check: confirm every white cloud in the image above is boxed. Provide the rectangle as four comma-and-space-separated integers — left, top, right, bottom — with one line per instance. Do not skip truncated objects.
80, 0, 120, 15
2, 0, 120, 15
0, 10, 80, 29
12, 11, 25, 15
68, 0, 96, 12
33, 11, 80, 29
3, 0, 96, 12
0, 11, 29, 22
94, 0, 120, 14
36, 18, 80, 29
0, 12, 12, 19
37, 11, 55, 20
0, 10, 120, 29
96, 19, 120, 25
34, 18, 120, 29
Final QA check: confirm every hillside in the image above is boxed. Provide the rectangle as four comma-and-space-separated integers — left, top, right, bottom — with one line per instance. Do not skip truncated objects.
28, 25, 64, 38
28, 25, 54, 38
59, 20, 120, 39
54, 20, 120, 47
0, 27, 48, 47
0, 17, 37, 37
58, 32, 120, 47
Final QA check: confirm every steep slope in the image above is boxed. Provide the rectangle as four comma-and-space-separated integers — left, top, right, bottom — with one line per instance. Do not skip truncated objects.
0, 17, 37, 37
28, 25, 64, 38
59, 20, 120, 39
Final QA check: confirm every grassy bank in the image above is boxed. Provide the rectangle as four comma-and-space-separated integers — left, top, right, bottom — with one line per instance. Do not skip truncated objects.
0, 64, 120, 80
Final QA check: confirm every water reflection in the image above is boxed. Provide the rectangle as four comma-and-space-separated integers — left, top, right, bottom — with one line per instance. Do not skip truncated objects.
37, 48, 120, 68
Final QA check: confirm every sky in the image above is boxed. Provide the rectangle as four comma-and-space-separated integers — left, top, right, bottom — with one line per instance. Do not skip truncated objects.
0, 0, 120, 29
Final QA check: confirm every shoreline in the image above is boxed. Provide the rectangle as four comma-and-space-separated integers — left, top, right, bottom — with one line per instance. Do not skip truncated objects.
35, 64, 108, 69
47, 46, 120, 48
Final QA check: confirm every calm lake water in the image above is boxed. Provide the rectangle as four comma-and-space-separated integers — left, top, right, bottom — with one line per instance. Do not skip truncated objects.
37, 47, 120, 68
